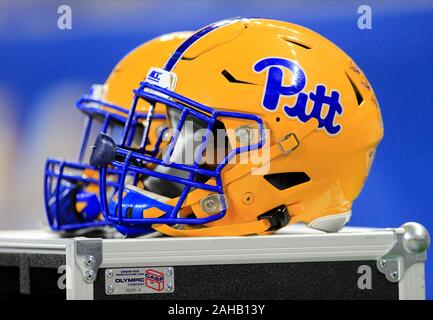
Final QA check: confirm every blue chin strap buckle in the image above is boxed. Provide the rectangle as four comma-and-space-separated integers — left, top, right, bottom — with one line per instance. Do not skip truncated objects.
76, 191, 101, 221
108, 186, 175, 237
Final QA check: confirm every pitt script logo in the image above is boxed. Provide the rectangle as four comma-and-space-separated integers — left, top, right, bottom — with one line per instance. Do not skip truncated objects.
254, 57, 343, 135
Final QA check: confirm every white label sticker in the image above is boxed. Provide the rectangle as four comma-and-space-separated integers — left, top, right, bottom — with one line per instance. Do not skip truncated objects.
144, 67, 177, 99
89, 84, 108, 100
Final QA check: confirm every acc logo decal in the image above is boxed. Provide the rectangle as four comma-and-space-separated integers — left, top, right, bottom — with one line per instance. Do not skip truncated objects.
144, 67, 177, 99
254, 57, 343, 135
148, 69, 163, 81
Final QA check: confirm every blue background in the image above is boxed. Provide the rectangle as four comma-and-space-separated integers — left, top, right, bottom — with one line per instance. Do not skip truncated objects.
0, 1, 432, 298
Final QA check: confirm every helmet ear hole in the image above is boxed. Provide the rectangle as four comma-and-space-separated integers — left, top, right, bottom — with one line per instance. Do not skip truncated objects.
264, 172, 310, 191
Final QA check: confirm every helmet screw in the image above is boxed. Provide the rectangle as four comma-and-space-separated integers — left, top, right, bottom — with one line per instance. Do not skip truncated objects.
162, 128, 173, 141
166, 283, 174, 292
379, 260, 387, 269
390, 271, 399, 280
200, 194, 223, 214
84, 255, 95, 267
204, 199, 217, 212
235, 126, 253, 145
242, 192, 254, 205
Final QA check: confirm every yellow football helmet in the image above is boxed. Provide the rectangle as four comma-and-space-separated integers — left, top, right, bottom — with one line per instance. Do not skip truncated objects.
92, 18, 383, 237
44, 31, 192, 232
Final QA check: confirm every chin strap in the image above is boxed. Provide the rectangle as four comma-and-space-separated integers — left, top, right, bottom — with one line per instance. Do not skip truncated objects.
152, 219, 271, 237
152, 206, 290, 237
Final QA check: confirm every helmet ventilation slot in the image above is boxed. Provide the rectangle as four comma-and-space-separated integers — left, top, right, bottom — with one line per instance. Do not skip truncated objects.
282, 37, 312, 50
264, 172, 310, 190
345, 72, 364, 106
221, 70, 256, 85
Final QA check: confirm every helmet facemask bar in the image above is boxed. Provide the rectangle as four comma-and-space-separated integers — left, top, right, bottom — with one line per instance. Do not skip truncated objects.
44, 87, 165, 231
97, 81, 266, 235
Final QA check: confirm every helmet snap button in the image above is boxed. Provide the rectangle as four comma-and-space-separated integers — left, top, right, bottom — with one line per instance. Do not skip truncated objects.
242, 192, 254, 205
